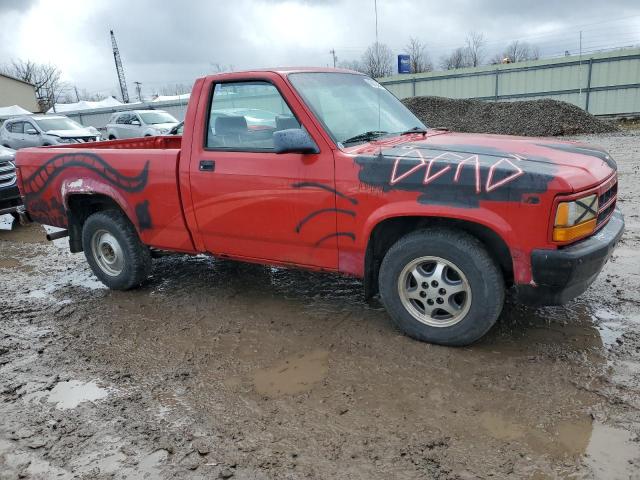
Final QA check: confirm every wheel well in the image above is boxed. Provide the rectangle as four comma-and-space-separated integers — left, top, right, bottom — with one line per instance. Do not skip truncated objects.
364, 216, 514, 299
66, 194, 125, 253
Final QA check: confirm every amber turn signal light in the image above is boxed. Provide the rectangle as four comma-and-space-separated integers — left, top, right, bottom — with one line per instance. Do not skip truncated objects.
553, 218, 597, 242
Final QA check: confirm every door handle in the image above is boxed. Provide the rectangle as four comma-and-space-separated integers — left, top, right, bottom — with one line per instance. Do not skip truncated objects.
199, 160, 215, 172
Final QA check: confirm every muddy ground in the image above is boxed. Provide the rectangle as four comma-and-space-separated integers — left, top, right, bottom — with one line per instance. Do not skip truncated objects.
1, 132, 639, 480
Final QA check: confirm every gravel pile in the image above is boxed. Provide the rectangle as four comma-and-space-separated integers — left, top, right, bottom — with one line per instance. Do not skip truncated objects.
402, 96, 618, 136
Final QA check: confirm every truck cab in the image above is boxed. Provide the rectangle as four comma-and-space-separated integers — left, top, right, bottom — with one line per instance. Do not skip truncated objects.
14, 68, 624, 346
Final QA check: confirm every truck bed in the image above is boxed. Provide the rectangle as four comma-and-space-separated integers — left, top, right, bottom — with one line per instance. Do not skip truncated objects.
53, 135, 182, 151
16, 138, 195, 253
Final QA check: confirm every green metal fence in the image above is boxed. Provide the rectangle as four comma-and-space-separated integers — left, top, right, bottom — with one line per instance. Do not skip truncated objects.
378, 48, 640, 116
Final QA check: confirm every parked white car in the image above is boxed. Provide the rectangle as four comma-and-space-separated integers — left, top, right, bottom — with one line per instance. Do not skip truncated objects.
0, 115, 100, 149
105, 110, 179, 140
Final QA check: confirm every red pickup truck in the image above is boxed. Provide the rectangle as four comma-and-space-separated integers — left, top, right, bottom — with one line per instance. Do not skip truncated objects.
15, 68, 624, 346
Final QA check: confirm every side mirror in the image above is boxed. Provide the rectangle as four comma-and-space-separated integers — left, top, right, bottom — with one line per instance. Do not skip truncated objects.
131, 120, 141, 126
25, 128, 38, 135
273, 128, 318, 154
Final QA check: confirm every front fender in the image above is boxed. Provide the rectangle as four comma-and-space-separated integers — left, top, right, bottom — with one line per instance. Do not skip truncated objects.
361, 201, 516, 249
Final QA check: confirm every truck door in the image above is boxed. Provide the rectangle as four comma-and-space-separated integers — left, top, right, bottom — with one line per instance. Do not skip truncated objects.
188, 79, 339, 269
8, 121, 25, 149
114, 113, 129, 138
23, 121, 43, 147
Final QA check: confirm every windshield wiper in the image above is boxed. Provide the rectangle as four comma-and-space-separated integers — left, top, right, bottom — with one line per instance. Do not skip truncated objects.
400, 126, 428, 135
341, 130, 388, 145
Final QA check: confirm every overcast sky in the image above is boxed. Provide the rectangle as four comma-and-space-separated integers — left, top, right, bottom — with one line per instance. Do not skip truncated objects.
1, 0, 640, 99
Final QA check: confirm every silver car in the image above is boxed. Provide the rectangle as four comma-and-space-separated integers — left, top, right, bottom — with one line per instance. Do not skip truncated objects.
105, 110, 179, 140
0, 115, 99, 149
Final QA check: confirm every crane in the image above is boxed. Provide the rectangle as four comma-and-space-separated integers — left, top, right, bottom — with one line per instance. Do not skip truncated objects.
110, 30, 130, 103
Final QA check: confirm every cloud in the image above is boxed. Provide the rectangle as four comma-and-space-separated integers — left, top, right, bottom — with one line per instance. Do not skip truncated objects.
0, 0, 37, 14
0, 0, 638, 98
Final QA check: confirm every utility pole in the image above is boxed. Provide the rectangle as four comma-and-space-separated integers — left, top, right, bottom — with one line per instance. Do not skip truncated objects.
134, 81, 143, 102
329, 49, 337, 68
110, 29, 130, 103
74, 86, 80, 102
579, 30, 583, 108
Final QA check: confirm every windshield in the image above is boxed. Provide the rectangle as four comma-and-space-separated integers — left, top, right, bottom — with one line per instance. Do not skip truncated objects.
35, 117, 84, 131
288, 72, 426, 145
138, 111, 178, 125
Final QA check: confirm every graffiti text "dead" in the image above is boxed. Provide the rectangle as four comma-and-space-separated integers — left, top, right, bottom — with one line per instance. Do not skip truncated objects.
389, 150, 525, 193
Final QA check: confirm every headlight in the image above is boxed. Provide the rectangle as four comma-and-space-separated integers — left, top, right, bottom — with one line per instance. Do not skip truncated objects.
158, 128, 169, 134
56, 137, 76, 144
553, 194, 599, 242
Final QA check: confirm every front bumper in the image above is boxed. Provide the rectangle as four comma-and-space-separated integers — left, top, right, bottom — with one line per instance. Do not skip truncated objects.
514, 209, 624, 305
0, 185, 22, 215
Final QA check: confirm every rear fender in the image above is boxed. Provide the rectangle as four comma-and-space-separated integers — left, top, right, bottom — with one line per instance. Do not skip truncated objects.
61, 179, 136, 228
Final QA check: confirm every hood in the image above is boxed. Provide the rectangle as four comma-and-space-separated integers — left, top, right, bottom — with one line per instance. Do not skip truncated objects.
354, 131, 615, 192
45, 128, 95, 137
352, 131, 616, 208
149, 122, 179, 131
0, 145, 16, 160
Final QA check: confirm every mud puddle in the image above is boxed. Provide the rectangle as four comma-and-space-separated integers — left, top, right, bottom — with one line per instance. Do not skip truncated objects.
251, 349, 329, 397
24, 380, 112, 410
1, 132, 640, 479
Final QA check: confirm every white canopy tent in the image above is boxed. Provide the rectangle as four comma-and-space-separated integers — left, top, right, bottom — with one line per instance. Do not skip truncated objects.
152, 93, 190, 102
0, 104, 32, 119
47, 97, 123, 114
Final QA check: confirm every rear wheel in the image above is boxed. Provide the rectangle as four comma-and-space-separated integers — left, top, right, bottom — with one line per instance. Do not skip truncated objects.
108, 135, 116, 140
379, 228, 504, 346
82, 210, 151, 290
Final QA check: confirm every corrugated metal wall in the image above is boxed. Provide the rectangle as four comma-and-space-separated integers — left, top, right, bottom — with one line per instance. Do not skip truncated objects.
379, 48, 640, 116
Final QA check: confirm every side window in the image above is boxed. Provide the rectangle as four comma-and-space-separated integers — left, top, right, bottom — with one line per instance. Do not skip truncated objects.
116, 114, 129, 124
10, 122, 24, 134
206, 81, 300, 150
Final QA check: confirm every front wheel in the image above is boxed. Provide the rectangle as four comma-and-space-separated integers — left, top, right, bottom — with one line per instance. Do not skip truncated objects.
82, 210, 151, 290
379, 228, 504, 346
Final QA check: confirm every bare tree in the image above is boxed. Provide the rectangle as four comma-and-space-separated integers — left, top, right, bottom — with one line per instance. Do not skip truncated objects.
361, 42, 394, 78
158, 83, 192, 96
464, 31, 486, 67
337, 59, 366, 73
0, 59, 69, 112
74, 88, 107, 102
210, 63, 234, 73
491, 40, 541, 64
440, 47, 467, 70
404, 37, 433, 73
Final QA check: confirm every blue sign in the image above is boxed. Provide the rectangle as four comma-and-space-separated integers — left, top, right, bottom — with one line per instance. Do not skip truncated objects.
398, 54, 411, 74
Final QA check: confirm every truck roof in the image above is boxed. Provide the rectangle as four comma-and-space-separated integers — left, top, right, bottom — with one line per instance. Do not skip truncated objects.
205, 66, 363, 77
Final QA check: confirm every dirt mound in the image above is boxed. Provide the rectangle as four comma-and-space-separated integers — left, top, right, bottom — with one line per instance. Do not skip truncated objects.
402, 96, 618, 136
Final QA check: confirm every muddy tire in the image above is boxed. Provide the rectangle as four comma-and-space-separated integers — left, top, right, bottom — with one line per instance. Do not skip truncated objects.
82, 210, 151, 290
379, 228, 504, 346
